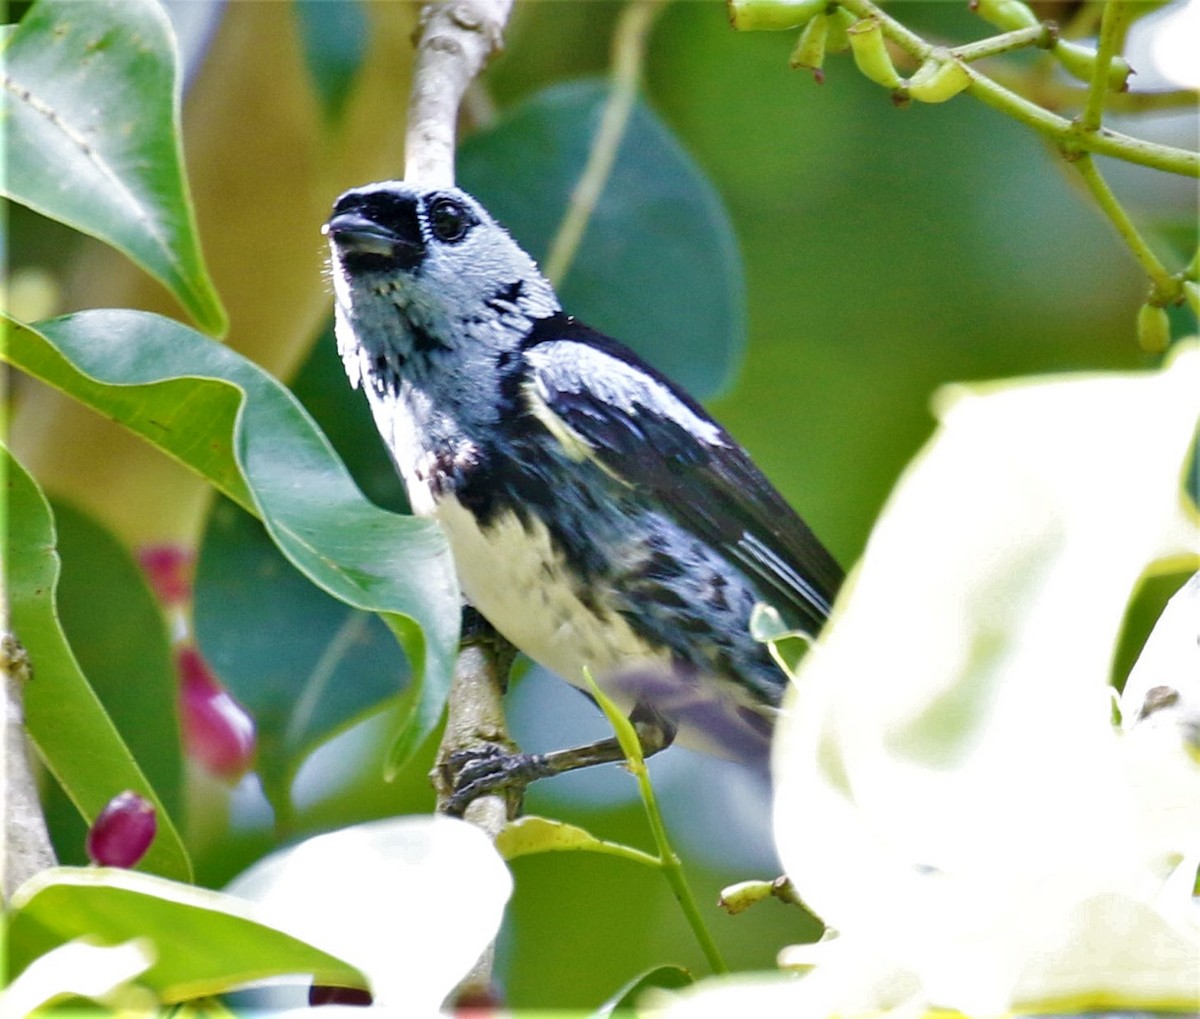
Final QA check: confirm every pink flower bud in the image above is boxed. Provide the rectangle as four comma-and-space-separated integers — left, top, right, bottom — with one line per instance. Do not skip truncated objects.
137, 544, 194, 606
87, 791, 156, 868
177, 645, 256, 780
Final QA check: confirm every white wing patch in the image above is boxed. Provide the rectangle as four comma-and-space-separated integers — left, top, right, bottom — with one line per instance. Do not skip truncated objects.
525, 341, 727, 448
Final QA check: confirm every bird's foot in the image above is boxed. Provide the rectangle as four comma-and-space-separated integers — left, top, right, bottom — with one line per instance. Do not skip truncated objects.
440, 743, 552, 817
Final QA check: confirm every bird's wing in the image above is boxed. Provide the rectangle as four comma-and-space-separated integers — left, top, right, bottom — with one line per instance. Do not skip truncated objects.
519, 316, 842, 635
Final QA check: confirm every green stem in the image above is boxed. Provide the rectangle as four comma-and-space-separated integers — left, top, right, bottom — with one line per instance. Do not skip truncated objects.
543, 0, 669, 287
963, 69, 1199, 177
630, 754, 729, 975
1073, 154, 1176, 302
582, 670, 728, 975
952, 25, 1046, 64
835, 0, 1199, 178
988, 68, 1200, 115
1079, 1, 1132, 133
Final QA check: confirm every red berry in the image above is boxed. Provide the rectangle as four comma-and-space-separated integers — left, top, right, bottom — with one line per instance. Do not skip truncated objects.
177, 645, 256, 780
137, 544, 194, 605
86, 791, 156, 868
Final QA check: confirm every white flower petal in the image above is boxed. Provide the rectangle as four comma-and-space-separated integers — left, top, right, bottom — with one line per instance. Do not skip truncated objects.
226, 815, 511, 1011
0, 938, 155, 1018
771, 347, 1200, 1013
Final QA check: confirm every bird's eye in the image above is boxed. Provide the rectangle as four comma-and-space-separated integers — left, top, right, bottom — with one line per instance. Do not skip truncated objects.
428, 197, 476, 243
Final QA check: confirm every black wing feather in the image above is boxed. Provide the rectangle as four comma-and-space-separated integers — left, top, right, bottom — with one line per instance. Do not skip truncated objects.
521, 314, 843, 635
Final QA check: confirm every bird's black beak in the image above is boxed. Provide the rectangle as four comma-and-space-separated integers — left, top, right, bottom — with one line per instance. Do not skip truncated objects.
324, 212, 404, 256
324, 189, 425, 271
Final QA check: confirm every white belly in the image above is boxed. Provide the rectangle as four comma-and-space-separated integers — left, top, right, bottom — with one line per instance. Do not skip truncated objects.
431, 493, 671, 709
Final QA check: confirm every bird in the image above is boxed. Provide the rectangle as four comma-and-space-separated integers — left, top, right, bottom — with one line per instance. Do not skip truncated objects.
323, 181, 843, 801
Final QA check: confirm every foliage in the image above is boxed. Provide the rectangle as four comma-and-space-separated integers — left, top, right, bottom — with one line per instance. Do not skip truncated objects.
1, 0, 1197, 1013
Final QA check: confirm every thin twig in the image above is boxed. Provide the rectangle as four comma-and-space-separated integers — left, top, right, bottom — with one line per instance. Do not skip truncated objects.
963, 69, 1199, 177
1072, 154, 1176, 303
986, 68, 1199, 116
952, 25, 1046, 64
630, 751, 728, 975
1079, 1, 1133, 134
405, 0, 514, 186
834, 0, 1199, 178
584, 673, 728, 976
543, 0, 670, 287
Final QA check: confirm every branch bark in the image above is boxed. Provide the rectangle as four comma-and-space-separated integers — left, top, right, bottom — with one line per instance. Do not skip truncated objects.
404, 1, 517, 1003
404, 0, 514, 187
3, 634, 57, 903
431, 636, 518, 1004
406, 0, 517, 822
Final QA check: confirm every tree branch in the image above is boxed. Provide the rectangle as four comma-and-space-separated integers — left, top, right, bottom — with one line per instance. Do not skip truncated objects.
3, 634, 57, 903
404, 0, 514, 186
403, 1, 517, 1004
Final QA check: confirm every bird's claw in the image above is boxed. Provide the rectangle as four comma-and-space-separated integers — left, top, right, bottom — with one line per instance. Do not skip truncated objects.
441, 744, 552, 817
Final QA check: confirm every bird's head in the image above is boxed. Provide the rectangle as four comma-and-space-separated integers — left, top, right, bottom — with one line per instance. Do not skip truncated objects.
324, 181, 559, 374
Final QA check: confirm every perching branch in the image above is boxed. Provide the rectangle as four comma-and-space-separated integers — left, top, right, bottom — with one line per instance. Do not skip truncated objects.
404, 0, 518, 832
404, 0, 514, 187
403, 1, 516, 1002
431, 635, 518, 1006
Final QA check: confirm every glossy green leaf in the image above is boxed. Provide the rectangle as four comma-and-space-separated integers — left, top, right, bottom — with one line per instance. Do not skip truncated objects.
7, 866, 366, 1002
51, 498, 183, 822
195, 496, 411, 812
2, 445, 192, 881
2, 310, 460, 779
1, 0, 226, 333
290, 319, 408, 515
459, 78, 746, 400
496, 815, 659, 868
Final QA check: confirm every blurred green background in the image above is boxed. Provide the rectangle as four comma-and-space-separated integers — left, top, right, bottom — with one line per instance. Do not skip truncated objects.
7, 0, 1196, 1011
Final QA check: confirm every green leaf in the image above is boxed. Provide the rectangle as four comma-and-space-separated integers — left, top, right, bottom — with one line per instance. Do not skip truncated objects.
496, 814, 659, 868
1, 0, 226, 334
7, 866, 366, 1002
51, 498, 183, 822
293, 0, 369, 125
593, 964, 693, 1016
460, 78, 746, 400
749, 601, 814, 675
194, 496, 411, 812
289, 319, 408, 515
2, 310, 460, 778
2, 445, 192, 881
